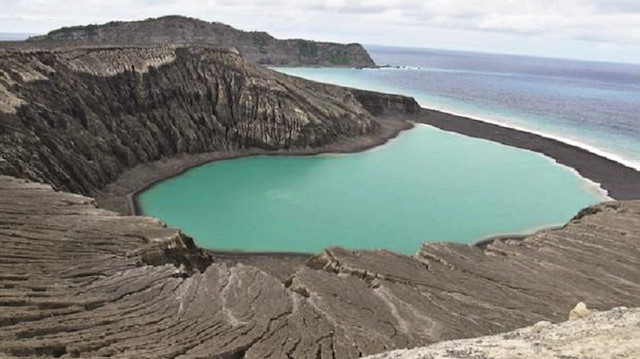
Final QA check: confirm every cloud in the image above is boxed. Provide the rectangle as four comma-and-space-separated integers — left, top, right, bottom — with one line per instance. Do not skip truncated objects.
1, 0, 640, 62
213, 0, 640, 45
595, 0, 640, 13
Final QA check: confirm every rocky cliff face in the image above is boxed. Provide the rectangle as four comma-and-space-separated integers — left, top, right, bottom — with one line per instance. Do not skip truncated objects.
0, 45, 409, 195
27, 15, 377, 67
1, 174, 638, 358
0, 41, 637, 359
351, 89, 422, 116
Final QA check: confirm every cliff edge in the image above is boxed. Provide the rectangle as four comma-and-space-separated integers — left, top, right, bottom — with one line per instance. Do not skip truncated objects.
1, 175, 638, 358
0, 45, 416, 197
26, 15, 377, 67
0, 42, 638, 359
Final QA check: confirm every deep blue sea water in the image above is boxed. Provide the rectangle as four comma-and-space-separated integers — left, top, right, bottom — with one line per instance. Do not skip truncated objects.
276, 46, 640, 170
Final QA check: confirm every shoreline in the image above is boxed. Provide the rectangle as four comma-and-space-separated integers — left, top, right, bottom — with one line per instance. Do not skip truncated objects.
417, 102, 640, 171
95, 107, 640, 256
95, 117, 413, 215
414, 121, 611, 200
276, 66, 640, 172
414, 108, 640, 200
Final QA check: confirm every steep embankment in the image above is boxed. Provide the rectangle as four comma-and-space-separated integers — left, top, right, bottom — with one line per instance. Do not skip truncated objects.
0, 45, 416, 197
26, 15, 376, 67
0, 43, 638, 359
1, 175, 639, 358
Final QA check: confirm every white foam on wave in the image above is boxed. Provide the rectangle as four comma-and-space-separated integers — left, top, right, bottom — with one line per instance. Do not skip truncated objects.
372, 65, 530, 80
540, 154, 612, 200
276, 66, 640, 172
416, 99, 640, 172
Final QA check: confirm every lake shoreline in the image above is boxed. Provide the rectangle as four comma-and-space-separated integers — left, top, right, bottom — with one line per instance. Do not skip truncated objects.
95, 117, 414, 215
415, 108, 640, 200
95, 107, 640, 253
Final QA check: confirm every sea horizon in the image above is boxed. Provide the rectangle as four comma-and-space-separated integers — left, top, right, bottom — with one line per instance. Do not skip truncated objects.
275, 68, 640, 172
365, 43, 640, 67
2, 8, 640, 357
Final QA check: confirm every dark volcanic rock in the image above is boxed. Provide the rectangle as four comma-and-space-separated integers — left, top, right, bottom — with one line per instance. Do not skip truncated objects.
417, 109, 640, 200
26, 15, 377, 67
351, 89, 421, 116
0, 45, 413, 196
1, 34, 639, 359
0, 175, 639, 358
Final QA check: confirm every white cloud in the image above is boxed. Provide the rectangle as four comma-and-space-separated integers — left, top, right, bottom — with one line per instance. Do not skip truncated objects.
1, 0, 640, 63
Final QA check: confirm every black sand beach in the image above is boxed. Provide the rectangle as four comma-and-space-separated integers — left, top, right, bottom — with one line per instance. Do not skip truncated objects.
95, 118, 412, 215
98, 107, 640, 219
416, 108, 640, 200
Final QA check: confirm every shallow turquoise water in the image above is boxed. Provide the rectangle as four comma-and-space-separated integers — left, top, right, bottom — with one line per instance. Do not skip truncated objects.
273, 48, 640, 170
138, 125, 606, 254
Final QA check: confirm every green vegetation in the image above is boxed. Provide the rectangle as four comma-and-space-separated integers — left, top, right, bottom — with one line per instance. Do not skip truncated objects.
252, 33, 268, 47
297, 40, 318, 58
329, 51, 349, 65
253, 33, 271, 54
47, 23, 102, 37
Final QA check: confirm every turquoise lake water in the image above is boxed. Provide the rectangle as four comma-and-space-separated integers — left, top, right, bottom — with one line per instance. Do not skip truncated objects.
138, 125, 606, 254
274, 46, 640, 170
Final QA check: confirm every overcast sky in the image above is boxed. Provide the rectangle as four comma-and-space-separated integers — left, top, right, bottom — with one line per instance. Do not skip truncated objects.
2, 0, 640, 64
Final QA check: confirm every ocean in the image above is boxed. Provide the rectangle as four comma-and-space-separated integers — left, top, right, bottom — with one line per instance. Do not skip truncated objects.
276, 45, 640, 170
138, 46, 634, 254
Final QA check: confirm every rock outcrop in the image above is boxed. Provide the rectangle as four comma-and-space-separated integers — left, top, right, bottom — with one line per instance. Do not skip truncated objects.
0, 45, 413, 196
0, 36, 638, 359
1, 175, 638, 358
568, 301, 592, 320
351, 89, 422, 116
26, 15, 377, 67
365, 306, 639, 359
